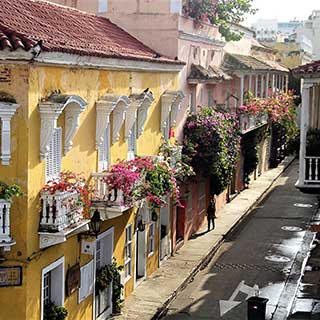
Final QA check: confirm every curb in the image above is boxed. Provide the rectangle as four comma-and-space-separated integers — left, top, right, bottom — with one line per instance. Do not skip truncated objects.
153, 156, 296, 320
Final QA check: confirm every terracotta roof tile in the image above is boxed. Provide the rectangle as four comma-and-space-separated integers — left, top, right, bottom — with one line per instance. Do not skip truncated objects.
188, 64, 232, 83
0, 0, 182, 64
292, 61, 320, 75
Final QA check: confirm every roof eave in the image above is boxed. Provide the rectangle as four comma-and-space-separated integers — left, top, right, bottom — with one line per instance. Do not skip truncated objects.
0, 51, 185, 72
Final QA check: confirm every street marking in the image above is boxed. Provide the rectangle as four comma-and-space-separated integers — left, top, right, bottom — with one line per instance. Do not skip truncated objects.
219, 281, 259, 317
294, 203, 313, 208
265, 255, 290, 263
281, 226, 303, 232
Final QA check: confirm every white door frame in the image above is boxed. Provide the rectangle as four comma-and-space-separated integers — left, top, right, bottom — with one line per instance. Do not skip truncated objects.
134, 228, 147, 288
93, 227, 114, 320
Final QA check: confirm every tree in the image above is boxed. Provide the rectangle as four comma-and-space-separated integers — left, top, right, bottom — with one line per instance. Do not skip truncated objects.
183, 0, 257, 41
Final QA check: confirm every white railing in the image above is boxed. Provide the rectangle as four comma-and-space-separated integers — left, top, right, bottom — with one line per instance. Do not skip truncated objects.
305, 157, 320, 183
90, 173, 125, 207
239, 113, 268, 133
0, 199, 12, 243
39, 191, 84, 232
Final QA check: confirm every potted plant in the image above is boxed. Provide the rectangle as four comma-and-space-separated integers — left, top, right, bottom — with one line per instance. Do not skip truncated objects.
44, 302, 68, 320
0, 181, 22, 201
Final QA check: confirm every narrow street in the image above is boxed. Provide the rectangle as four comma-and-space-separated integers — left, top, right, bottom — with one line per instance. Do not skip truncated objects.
164, 162, 318, 320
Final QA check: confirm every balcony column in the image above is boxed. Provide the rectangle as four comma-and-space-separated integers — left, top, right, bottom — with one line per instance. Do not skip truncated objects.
255, 74, 259, 97
249, 74, 253, 93
298, 82, 313, 186
260, 74, 265, 98
271, 74, 275, 94
285, 75, 289, 92
240, 74, 245, 106
265, 73, 270, 98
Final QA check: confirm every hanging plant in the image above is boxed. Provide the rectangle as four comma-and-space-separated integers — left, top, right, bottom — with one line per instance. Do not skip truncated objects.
0, 181, 22, 201
104, 157, 182, 210
96, 258, 124, 314
44, 303, 68, 320
158, 141, 195, 182
183, 107, 240, 195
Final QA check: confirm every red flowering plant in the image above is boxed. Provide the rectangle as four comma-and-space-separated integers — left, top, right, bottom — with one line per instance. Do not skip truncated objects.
104, 157, 181, 210
41, 171, 93, 218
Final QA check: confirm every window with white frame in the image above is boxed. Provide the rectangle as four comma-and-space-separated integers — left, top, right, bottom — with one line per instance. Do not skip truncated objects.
98, 0, 108, 13
124, 225, 132, 280
148, 222, 155, 255
98, 123, 110, 171
45, 127, 62, 181
41, 257, 64, 320
127, 121, 137, 160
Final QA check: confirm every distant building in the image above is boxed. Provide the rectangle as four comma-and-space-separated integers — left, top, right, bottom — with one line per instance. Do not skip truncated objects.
296, 10, 320, 60
252, 19, 302, 42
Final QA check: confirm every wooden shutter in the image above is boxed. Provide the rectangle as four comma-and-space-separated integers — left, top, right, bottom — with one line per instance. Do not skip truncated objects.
78, 260, 94, 304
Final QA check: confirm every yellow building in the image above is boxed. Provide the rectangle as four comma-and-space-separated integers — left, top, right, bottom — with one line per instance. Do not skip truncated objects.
0, 1, 183, 319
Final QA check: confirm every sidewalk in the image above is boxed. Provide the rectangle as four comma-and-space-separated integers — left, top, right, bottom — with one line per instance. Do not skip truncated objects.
114, 157, 295, 320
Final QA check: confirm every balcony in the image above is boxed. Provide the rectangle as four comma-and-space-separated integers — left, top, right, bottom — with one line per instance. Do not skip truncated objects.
39, 191, 90, 249
296, 157, 320, 193
90, 173, 131, 220
0, 200, 16, 251
239, 113, 269, 134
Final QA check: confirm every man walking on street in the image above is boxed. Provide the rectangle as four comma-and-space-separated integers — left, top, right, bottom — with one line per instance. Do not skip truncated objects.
207, 196, 216, 232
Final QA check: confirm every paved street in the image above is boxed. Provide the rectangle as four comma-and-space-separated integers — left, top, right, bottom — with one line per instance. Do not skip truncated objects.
164, 163, 318, 320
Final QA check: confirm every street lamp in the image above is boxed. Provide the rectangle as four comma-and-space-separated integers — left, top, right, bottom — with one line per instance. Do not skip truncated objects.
89, 209, 102, 237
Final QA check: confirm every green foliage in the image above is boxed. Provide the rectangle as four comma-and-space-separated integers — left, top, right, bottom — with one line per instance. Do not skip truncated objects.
0, 181, 23, 200
183, 0, 257, 41
96, 258, 124, 314
306, 129, 320, 157
44, 303, 68, 320
285, 132, 300, 157
159, 141, 195, 182
241, 127, 268, 184
183, 107, 240, 195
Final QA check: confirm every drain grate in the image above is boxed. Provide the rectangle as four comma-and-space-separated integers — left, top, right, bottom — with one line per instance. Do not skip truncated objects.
212, 262, 291, 273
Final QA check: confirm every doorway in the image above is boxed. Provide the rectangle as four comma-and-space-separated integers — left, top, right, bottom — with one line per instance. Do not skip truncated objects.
135, 227, 146, 286
160, 202, 171, 262
95, 228, 114, 320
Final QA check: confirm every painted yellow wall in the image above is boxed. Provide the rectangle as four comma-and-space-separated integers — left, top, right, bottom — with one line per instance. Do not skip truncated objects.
0, 63, 178, 319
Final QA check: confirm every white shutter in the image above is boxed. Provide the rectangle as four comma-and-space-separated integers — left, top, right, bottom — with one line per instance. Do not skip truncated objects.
78, 260, 94, 304
98, 124, 110, 171
127, 121, 137, 160
45, 127, 62, 181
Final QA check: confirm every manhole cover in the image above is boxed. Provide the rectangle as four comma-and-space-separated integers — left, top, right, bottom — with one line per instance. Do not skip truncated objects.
281, 226, 304, 232
265, 255, 291, 263
294, 203, 313, 208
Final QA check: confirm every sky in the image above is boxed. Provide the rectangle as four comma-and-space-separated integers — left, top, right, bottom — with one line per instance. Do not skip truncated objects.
244, 0, 320, 26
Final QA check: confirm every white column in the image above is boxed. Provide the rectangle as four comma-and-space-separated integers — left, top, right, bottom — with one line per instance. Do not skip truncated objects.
240, 74, 244, 106
298, 82, 313, 186
285, 75, 289, 93
272, 74, 275, 94
282, 75, 286, 92
255, 75, 259, 97
249, 75, 253, 93
260, 74, 264, 98
265, 73, 270, 98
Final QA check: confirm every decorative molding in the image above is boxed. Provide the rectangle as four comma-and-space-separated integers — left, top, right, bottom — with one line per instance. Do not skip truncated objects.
112, 96, 131, 144
64, 97, 87, 154
137, 92, 154, 137
170, 91, 185, 127
0, 102, 20, 165
161, 91, 185, 130
39, 95, 87, 160
126, 92, 154, 139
